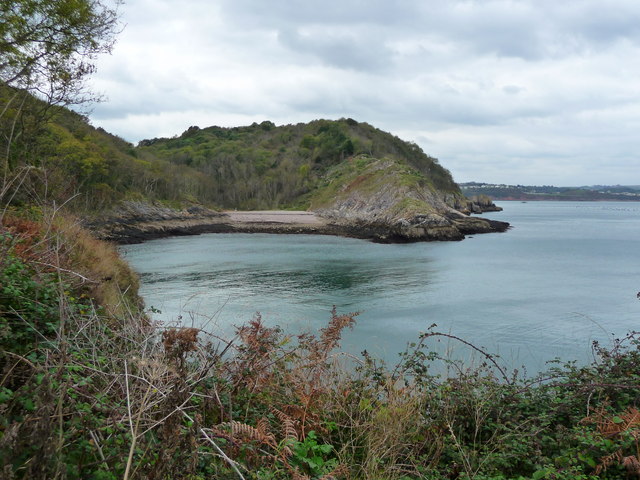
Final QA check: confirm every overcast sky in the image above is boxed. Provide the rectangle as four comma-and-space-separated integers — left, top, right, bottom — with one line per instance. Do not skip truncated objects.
88, 0, 640, 186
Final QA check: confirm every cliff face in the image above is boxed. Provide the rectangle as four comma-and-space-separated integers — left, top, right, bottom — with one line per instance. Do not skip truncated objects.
85, 202, 229, 244
88, 154, 508, 244
310, 156, 508, 242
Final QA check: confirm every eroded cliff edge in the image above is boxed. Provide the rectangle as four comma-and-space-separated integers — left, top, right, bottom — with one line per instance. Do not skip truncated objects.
87, 183, 508, 245
309, 156, 508, 242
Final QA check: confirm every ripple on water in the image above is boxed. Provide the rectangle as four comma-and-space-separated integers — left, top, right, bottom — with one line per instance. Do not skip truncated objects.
122, 202, 640, 375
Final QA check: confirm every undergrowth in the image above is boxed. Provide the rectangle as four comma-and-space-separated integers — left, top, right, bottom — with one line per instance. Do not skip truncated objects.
1, 212, 640, 479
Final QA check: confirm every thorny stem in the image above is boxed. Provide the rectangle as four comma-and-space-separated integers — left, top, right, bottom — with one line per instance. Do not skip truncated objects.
421, 331, 512, 384
447, 422, 474, 478
123, 359, 153, 480
180, 409, 247, 480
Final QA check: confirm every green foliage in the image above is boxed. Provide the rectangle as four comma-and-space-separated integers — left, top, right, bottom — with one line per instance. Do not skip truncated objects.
0, 91, 218, 213
3, 237, 640, 479
3, 199, 639, 480
288, 431, 339, 478
3, 84, 466, 216
0, 246, 60, 354
0, 0, 122, 213
138, 118, 463, 210
0, 0, 120, 106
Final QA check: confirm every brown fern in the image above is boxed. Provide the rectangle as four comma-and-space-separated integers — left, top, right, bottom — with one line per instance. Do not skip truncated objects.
584, 407, 640, 436
583, 407, 640, 476
272, 407, 299, 443
231, 314, 284, 390
162, 328, 198, 353
318, 463, 348, 479
623, 456, 640, 477
256, 417, 271, 437
315, 307, 358, 362
595, 450, 623, 475
290, 470, 311, 480
219, 420, 277, 448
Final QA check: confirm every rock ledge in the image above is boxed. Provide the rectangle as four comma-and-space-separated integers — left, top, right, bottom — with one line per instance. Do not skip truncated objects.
85, 201, 509, 245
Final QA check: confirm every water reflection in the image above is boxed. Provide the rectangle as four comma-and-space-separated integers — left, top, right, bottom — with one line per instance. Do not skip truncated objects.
121, 204, 640, 375
140, 255, 435, 299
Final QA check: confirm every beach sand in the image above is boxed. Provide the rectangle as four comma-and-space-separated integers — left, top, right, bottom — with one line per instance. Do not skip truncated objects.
225, 210, 326, 225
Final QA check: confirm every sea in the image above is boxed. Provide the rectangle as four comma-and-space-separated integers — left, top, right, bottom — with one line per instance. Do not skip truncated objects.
120, 201, 640, 375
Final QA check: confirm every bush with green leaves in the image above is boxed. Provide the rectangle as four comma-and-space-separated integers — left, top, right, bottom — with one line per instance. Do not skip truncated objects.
0, 249, 60, 354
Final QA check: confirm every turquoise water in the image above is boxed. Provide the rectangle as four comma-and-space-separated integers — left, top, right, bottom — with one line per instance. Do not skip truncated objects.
121, 202, 640, 374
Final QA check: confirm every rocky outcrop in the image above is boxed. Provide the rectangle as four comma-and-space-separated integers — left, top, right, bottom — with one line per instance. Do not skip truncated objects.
467, 194, 504, 213
311, 158, 509, 242
84, 201, 231, 244
316, 204, 508, 243
86, 161, 509, 245
442, 193, 503, 214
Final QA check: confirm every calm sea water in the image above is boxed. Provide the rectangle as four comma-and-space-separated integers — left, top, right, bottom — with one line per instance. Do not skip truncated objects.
120, 202, 640, 374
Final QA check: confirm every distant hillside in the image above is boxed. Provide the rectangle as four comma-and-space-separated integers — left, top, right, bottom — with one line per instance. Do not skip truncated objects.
137, 118, 461, 210
134, 119, 507, 241
461, 182, 640, 201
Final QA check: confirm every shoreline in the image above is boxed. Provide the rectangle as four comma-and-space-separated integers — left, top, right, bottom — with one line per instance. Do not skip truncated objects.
87, 204, 509, 245
91, 197, 640, 246
89, 209, 363, 244
90, 210, 408, 245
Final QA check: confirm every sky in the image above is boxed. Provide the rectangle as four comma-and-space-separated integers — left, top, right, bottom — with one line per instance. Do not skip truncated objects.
88, 0, 640, 186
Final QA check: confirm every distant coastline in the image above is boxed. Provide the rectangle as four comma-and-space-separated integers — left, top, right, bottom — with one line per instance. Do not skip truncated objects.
461, 182, 640, 202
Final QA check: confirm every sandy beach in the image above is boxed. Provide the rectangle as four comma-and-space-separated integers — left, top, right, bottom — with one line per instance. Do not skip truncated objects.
224, 210, 326, 225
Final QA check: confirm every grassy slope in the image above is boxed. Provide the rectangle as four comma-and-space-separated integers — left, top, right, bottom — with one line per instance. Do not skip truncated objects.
308, 155, 445, 218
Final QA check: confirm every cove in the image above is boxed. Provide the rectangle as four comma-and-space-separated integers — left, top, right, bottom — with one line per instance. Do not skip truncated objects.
120, 201, 640, 374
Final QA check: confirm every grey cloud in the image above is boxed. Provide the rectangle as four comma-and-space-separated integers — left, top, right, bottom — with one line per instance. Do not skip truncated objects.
276, 27, 394, 72
86, 0, 640, 185
422, 2, 545, 60
503, 85, 524, 95
220, 0, 640, 61
561, 2, 640, 45
218, 0, 420, 28
219, 0, 547, 60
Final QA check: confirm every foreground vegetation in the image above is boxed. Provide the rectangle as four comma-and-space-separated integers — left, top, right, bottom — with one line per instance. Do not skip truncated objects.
2, 210, 640, 479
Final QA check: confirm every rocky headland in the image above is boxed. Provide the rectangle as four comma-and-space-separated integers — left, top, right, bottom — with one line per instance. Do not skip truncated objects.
308, 157, 509, 242
86, 195, 508, 245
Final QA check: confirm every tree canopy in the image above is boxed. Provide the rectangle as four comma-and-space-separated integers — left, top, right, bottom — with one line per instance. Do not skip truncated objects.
1, 0, 121, 210
0, 0, 121, 106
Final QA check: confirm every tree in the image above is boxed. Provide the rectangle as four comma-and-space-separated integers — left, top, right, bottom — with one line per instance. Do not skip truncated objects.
0, 0, 121, 107
0, 0, 121, 210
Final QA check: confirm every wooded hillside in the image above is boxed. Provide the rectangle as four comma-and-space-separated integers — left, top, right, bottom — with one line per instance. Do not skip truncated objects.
2, 84, 467, 216
138, 118, 460, 210
1, 84, 216, 214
